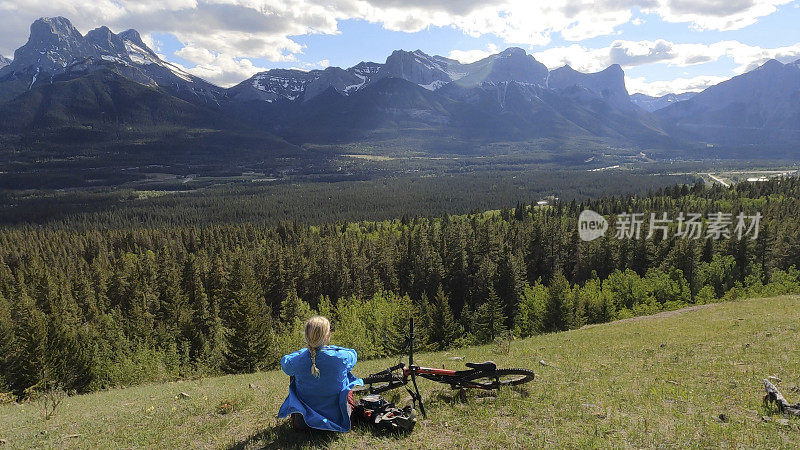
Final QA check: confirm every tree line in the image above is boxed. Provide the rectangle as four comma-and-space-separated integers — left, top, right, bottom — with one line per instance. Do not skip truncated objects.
2, 177, 800, 397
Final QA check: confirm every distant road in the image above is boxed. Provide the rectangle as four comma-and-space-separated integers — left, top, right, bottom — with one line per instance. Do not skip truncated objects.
704, 173, 730, 187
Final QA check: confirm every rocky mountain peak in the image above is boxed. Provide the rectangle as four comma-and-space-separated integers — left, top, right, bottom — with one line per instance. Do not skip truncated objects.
548, 63, 631, 109
118, 29, 159, 60
383, 49, 462, 88
29, 16, 81, 41
758, 59, 784, 71
85, 26, 128, 59
12, 16, 96, 73
0, 17, 224, 105
454, 47, 548, 87
498, 47, 527, 57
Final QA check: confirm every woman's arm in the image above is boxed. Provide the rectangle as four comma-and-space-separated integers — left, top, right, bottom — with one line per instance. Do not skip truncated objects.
343, 348, 358, 371
281, 350, 302, 376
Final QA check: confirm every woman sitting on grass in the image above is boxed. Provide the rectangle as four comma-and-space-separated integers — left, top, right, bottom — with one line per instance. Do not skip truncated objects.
278, 316, 363, 432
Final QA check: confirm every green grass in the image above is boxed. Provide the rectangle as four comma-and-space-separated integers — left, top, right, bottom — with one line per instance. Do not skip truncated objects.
2, 296, 800, 448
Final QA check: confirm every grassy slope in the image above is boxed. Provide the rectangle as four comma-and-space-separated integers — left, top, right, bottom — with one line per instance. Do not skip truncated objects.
2, 296, 800, 449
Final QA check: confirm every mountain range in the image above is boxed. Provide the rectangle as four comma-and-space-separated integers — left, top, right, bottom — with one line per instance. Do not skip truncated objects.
656, 59, 800, 146
1, 16, 799, 158
630, 92, 697, 112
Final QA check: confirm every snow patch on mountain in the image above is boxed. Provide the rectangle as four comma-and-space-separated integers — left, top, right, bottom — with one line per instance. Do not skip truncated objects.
420, 80, 447, 90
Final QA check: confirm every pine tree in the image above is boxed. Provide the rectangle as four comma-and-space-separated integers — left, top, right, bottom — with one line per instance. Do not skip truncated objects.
154, 251, 179, 327
495, 247, 523, 329
183, 255, 212, 362
0, 292, 14, 392
316, 295, 334, 320
276, 289, 313, 356
473, 288, 506, 343
8, 289, 48, 395
544, 271, 573, 332
224, 258, 273, 373
424, 288, 463, 350
207, 256, 228, 316
514, 281, 547, 337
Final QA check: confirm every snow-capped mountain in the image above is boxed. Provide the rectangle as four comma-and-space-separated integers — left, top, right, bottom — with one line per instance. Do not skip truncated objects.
630, 92, 696, 112
346, 62, 384, 91
454, 47, 548, 88
233, 47, 555, 103
381, 50, 466, 89
0, 17, 225, 105
230, 49, 464, 102
0, 56, 9, 69
229, 67, 368, 102
12, 15, 800, 153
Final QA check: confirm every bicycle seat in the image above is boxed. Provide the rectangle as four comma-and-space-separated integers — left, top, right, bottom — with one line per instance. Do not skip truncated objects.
465, 361, 496, 371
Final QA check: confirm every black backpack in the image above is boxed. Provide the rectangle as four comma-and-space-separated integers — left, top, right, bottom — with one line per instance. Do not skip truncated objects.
353, 394, 417, 432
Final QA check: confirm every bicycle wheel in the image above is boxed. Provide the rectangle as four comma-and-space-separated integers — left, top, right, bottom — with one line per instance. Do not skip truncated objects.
466, 368, 535, 389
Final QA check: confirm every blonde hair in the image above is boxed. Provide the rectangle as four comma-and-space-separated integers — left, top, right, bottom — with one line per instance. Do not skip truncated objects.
305, 315, 331, 377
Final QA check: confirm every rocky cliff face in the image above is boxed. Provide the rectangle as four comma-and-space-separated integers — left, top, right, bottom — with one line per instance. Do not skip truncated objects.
548, 64, 633, 110
0, 17, 226, 105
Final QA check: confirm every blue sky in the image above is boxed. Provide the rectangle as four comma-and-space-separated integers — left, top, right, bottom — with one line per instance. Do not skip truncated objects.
2, 0, 800, 95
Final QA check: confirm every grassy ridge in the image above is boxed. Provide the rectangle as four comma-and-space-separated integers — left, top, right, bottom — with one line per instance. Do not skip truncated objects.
2, 296, 799, 448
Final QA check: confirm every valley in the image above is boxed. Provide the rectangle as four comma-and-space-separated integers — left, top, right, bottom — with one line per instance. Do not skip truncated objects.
2, 17, 800, 196
1, 13, 800, 449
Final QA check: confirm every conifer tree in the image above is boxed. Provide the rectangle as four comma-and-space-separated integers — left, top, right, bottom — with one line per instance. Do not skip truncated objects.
424, 288, 463, 350
183, 255, 213, 362
8, 289, 48, 395
0, 292, 14, 391
495, 247, 522, 329
276, 289, 313, 356
514, 281, 547, 337
224, 258, 273, 373
544, 271, 573, 332
473, 288, 506, 343
316, 295, 334, 320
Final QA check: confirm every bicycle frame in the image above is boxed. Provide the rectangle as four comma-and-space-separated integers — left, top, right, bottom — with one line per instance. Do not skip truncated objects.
358, 318, 535, 420
361, 318, 501, 418
372, 364, 500, 390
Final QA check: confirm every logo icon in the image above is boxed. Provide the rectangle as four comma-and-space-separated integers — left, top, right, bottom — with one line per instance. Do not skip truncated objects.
578, 210, 608, 241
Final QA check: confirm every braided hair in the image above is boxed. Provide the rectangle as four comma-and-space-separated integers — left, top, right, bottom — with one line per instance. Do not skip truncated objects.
305, 316, 331, 377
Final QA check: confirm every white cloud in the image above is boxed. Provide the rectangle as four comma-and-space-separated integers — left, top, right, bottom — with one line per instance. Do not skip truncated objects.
175, 44, 216, 65
648, 0, 793, 31
1, 0, 793, 60
179, 51, 269, 87
534, 39, 800, 74
448, 43, 499, 63
626, 74, 728, 96
318, 59, 330, 67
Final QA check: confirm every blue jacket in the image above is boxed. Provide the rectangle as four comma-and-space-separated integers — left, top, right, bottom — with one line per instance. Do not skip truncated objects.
277, 345, 363, 432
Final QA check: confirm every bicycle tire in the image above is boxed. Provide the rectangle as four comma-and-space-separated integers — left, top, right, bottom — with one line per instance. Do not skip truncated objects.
464, 368, 535, 389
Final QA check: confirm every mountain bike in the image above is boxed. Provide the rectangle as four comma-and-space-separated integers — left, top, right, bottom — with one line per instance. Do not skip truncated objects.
355, 318, 535, 418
